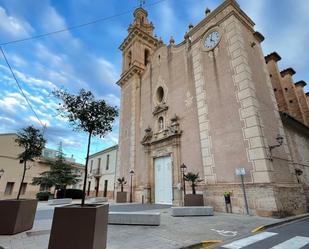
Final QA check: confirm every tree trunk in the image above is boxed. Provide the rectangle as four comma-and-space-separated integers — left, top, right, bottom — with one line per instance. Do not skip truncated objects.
121, 185, 123, 192
192, 184, 196, 195
17, 160, 27, 200
81, 132, 92, 206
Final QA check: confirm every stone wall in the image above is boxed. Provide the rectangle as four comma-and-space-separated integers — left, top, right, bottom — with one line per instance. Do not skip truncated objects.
204, 183, 307, 217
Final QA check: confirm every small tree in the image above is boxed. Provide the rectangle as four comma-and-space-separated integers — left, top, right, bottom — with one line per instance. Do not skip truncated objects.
15, 126, 46, 200
184, 172, 202, 195
54, 89, 118, 206
117, 177, 127, 192
32, 146, 80, 197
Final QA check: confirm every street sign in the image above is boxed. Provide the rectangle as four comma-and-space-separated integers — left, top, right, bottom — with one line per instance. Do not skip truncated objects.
235, 167, 246, 176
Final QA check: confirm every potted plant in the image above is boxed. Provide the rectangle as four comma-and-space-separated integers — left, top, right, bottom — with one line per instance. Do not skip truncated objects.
0, 126, 45, 235
48, 89, 118, 249
184, 172, 204, 206
116, 177, 127, 203
224, 191, 232, 204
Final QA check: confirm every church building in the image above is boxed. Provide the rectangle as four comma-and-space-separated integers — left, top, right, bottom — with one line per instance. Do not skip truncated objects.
116, 0, 309, 216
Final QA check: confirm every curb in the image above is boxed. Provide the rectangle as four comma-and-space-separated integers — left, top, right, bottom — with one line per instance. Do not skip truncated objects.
182, 240, 222, 249
251, 213, 309, 233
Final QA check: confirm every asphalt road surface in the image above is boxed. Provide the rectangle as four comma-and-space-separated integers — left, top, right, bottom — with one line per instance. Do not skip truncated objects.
35, 203, 171, 220
216, 217, 309, 249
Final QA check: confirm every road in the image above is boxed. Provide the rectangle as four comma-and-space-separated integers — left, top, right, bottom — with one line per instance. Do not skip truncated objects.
35, 203, 171, 220
216, 217, 309, 249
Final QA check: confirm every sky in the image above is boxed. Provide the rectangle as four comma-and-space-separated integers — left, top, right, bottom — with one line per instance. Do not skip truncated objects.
0, 0, 308, 164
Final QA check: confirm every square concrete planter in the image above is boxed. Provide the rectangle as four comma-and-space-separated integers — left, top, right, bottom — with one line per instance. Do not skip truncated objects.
116, 192, 127, 203
184, 194, 204, 206
0, 199, 38, 235
48, 204, 109, 249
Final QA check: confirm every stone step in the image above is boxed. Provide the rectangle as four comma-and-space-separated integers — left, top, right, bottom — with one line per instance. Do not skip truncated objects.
47, 198, 72, 205
89, 197, 108, 203
108, 212, 160, 226
171, 206, 214, 216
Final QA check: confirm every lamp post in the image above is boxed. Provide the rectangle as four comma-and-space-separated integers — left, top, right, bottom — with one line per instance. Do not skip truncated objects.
268, 134, 284, 161
180, 163, 187, 197
129, 169, 135, 203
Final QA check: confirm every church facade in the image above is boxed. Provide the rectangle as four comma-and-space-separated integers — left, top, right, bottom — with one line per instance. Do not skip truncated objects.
116, 0, 309, 216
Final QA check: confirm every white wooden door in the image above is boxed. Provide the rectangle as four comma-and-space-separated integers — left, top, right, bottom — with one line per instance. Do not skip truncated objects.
154, 156, 173, 204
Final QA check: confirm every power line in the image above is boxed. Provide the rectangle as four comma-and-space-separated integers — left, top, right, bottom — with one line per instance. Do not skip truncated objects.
0, 0, 166, 46
0, 46, 46, 130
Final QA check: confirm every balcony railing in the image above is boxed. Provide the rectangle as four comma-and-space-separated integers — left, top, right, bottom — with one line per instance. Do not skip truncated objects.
90, 168, 102, 177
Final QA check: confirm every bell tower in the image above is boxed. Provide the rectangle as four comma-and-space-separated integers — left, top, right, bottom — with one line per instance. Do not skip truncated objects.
118, 7, 162, 80
116, 6, 162, 199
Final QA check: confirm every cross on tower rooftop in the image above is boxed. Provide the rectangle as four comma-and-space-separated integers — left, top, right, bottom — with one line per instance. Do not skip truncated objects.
139, 0, 146, 7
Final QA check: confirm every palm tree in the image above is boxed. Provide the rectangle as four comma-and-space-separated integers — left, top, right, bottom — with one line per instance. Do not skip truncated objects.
117, 177, 127, 192
184, 172, 202, 195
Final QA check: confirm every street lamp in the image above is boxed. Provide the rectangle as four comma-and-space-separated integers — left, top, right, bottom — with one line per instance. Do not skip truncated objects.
180, 163, 187, 196
0, 168, 4, 180
129, 169, 135, 203
268, 134, 284, 161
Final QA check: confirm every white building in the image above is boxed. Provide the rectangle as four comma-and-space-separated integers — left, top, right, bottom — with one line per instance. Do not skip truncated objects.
88, 145, 118, 199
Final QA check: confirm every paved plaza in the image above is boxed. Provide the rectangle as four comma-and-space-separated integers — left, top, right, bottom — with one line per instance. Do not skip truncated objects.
0, 201, 280, 249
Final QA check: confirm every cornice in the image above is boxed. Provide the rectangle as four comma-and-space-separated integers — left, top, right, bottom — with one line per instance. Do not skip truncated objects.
119, 27, 161, 51
265, 52, 281, 63
187, 0, 254, 38
295, 80, 307, 88
117, 64, 144, 87
280, 68, 296, 77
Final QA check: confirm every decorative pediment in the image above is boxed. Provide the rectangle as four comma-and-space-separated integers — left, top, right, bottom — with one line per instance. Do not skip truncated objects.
141, 114, 181, 146
152, 103, 168, 116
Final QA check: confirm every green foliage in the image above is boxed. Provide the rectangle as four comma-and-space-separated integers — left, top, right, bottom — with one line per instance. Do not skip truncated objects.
53, 89, 118, 206
54, 89, 118, 136
15, 126, 46, 163
32, 158, 80, 191
57, 189, 83, 199
117, 177, 127, 192
15, 126, 46, 199
36, 191, 51, 201
184, 172, 202, 195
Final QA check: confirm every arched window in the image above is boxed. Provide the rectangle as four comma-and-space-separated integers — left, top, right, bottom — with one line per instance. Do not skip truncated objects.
127, 51, 132, 68
158, 117, 164, 131
144, 49, 150, 66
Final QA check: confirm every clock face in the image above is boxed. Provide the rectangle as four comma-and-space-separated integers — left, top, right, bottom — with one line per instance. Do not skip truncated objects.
204, 31, 220, 50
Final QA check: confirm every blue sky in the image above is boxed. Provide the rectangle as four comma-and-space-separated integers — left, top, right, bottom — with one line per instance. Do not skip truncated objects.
0, 0, 308, 164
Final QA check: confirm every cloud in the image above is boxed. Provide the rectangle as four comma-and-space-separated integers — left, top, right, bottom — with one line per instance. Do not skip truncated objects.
13, 69, 57, 90
154, 1, 178, 39
0, 6, 34, 39
27, 116, 50, 127
0, 95, 27, 113
102, 93, 120, 107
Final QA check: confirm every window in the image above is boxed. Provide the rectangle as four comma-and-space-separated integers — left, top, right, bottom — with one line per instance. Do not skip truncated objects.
20, 183, 27, 195
144, 49, 150, 66
269, 74, 272, 78
40, 184, 50, 192
274, 88, 277, 92
106, 154, 110, 170
156, 86, 164, 103
285, 87, 288, 91
158, 117, 164, 131
127, 51, 132, 68
90, 160, 93, 172
289, 100, 293, 103
103, 180, 108, 197
5, 182, 14, 195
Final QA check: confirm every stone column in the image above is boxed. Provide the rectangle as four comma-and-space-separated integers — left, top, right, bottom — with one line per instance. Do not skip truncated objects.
280, 68, 305, 123
294, 81, 309, 126
265, 52, 288, 112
